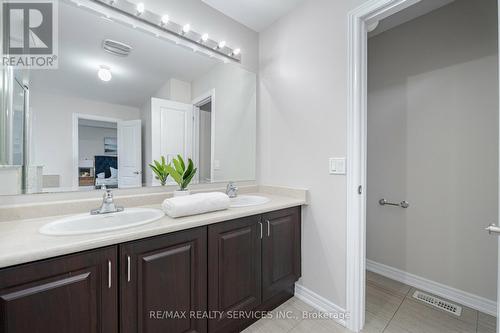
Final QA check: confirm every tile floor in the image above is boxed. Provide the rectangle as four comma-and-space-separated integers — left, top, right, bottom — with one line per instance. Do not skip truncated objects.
243, 271, 496, 333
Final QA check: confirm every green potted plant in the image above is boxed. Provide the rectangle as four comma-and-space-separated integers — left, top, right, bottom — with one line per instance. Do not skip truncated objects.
166, 155, 197, 196
148, 156, 169, 186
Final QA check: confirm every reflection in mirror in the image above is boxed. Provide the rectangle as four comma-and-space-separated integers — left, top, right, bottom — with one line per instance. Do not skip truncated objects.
0, 0, 256, 195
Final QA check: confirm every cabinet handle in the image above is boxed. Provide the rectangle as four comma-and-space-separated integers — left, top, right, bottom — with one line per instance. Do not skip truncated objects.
108, 260, 112, 289
127, 256, 131, 282
266, 220, 270, 237
258, 221, 263, 239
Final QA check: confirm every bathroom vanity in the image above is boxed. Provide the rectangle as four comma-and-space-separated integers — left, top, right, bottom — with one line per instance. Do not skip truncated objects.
0, 0, 303, 329
0, 197, 302, 333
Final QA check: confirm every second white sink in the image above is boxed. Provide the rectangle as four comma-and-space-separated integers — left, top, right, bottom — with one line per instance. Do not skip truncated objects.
39, 208, 164, 236
230, 195, 270, 208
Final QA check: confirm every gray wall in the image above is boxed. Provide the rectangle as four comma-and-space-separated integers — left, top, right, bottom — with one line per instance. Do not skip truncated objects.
78, 126, 117, 161
31, 92, 140, 190
259, 0, 370, 308
192, 63, 256, 183
367, 0, 498, 300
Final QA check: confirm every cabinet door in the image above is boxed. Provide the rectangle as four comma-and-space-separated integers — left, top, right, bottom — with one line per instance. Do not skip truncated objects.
208, 215, 262, 333
120, 227, 207, 333
262, 207, 301, 301
0, 246, 118, 333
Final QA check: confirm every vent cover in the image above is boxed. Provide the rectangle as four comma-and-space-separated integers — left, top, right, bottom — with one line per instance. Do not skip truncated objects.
412, 290, 462, 316
102, 39, 132, 57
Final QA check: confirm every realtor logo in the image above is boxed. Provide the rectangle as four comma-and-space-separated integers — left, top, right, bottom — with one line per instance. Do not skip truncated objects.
2, 0, 58, 68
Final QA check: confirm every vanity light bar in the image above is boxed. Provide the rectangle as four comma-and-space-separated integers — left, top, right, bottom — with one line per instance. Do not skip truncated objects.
80, 0, 241, 63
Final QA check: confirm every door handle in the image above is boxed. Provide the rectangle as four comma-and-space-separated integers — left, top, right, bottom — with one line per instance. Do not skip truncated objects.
127, 256, 131, 282
266, 220, 270, 237
108, 260, 112, 289
133, 171, 141, 175
486, 223, 500, 235
258, 221, 263, 239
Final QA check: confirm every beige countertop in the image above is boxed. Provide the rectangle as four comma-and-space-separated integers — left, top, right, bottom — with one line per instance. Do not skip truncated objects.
0, 192, 305, 269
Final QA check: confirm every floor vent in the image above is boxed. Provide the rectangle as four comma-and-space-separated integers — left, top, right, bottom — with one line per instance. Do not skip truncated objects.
412, 290, 462, 316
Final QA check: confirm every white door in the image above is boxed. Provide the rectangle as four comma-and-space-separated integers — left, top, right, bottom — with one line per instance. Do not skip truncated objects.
117, 119, 142, 188
485, 223, 500, 332
151, 98, 193, 186
493, 3, 500, 330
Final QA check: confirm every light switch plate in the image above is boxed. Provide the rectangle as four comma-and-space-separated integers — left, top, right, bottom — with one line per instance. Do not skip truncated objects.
329, 157, 346, 175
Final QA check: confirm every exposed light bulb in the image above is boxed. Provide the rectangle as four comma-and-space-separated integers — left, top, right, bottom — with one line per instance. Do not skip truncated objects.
182, 23, 190, 34
98, 66, 112, 82
201, 33, 209, 42
161, 14, 169, 26
217, 40, 226, 49
232, 48, 241, 56
136, 2, 144, 15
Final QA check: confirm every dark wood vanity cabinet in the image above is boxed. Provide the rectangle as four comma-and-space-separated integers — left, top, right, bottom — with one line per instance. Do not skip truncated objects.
0, 246, 118, 333
119, 227, 207, 333
0, 206, 301, 333
208, 207, 301, 332
208, 215, 263, 333
262, 207, 301, 302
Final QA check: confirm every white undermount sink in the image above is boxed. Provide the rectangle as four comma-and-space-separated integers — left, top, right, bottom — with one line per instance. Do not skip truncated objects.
39, 208, 164, 236
230, 195, 270, 208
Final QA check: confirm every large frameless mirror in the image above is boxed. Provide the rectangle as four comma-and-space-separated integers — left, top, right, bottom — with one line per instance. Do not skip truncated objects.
0, 0, 256, 195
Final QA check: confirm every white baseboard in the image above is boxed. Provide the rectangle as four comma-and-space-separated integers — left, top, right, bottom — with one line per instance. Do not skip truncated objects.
366, 259, 497, 317
294, 284, 348, 327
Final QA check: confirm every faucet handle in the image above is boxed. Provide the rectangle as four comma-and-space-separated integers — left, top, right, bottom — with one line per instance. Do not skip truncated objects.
226, 182, 238, 198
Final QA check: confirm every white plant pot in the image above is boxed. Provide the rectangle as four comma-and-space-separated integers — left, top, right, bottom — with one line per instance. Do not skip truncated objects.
173, 189, 191, 197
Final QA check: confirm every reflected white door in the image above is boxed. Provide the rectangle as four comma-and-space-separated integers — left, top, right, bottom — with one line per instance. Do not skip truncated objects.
118, 119, 142, 188
151, 98, 193, 185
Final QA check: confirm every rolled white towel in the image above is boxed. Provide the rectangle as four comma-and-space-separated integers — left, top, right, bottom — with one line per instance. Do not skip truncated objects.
162, 192, 230, 218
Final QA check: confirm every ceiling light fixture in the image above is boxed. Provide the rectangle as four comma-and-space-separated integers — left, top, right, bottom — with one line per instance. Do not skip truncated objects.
89, 0, 242, 62
136, 2, 144, 16
217, 40, 226, 49
98, 66, 112, 82
160, 14, 169, 26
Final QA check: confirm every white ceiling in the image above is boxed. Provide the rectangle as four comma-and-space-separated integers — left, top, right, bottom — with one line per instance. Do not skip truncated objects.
29, 1, 219, 107
201, 0, 304, 32
369, 0, 455, 37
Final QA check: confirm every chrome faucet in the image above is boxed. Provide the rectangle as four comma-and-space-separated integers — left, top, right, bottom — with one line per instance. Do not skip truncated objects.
226, 182, 238, 198
91, 186, 124, 215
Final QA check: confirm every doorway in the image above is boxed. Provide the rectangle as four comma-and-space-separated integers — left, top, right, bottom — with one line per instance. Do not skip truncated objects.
72, 114, 142, 191
193, 89, 216, 184
347, 0, 499, 331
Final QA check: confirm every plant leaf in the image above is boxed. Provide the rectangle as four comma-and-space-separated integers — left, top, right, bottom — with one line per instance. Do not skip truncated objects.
177, 155, 185, 171
149, 157, 169, 186
182, 168, 197, 189
172, 158, 183, 174
184, 158, 194, 179
166, 165, 183, 187
154, 160, 162, 170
